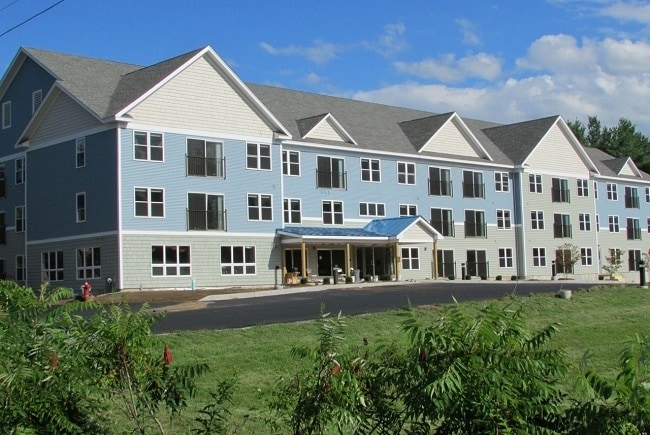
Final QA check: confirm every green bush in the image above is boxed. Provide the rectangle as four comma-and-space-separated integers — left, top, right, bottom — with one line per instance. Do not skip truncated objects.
323, 277, 331, 285
448, 275, 455, 280
480, 275, 487, 280
511, 275, 518, 281
345, 275, 353, 284
300, 277, 309, 285
364, 275, 373, 282
496, 275, 503, 281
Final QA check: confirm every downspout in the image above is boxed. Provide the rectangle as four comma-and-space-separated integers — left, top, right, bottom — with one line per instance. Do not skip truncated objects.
117, 128, 124, 290
593, 178, 600, 275
515, 170, 527, 278
23, 151, 28, 287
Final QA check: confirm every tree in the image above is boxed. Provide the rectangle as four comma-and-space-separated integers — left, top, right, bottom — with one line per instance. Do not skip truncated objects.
555, 243, 582, 277
603, 248, 625, 280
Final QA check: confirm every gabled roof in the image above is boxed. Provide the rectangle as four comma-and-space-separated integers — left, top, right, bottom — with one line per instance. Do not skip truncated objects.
296, 112, 357, 144
583, 146, 650, 181
481, 116, 559, 165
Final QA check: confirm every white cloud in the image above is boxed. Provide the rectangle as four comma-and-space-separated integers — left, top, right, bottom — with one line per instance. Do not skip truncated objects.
259, 40, 345, 64
515, 34, 596, 73
600, 1, 650, 23
393, 52, 502, 82
456, 18, 481, 46
368, 22, 408, 57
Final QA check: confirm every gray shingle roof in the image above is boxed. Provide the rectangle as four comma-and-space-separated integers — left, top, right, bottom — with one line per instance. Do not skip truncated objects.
398, 113, 454, 150
481, 116, 559, 165
582, 146, 650, 180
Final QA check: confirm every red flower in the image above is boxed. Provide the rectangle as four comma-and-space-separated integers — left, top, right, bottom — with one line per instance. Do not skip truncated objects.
331, 362, 340, 375
163, 345, 172, 365
50, 351, 59, 368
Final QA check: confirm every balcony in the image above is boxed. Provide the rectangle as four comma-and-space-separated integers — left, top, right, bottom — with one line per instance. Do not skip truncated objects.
625, 195, 640, 209
627, 227, 642, 240
428, 179, 453, 196
464, 221, 487, 238
431, 220, 455, 237
553, 224, 572, 238
186, 155, 225, 178
551, 188, 571, 203
187, 209, 227, 231
462, 182, 485, 199
316, 170, 347, 189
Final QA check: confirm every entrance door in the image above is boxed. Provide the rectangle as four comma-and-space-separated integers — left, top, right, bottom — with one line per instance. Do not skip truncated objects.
317, 249, 345, 276
555, 249, 573, 274
437, 250, 455, 278
285, 249, 303, 275
466, 250, 487, 277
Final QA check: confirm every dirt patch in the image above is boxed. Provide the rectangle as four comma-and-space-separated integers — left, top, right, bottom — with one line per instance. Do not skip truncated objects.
93, 287, 273, 305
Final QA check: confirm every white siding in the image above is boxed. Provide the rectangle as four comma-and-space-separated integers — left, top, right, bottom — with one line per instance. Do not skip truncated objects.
306, 118, 345, 142
126, 56, 273, 137
619, 161, 637, 177
30, 94, 101, 145
525, 125, 590, 175
422, 119, 480, 158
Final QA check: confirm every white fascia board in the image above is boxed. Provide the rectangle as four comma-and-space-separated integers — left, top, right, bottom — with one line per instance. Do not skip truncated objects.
594, 174, 650, 185
305, 113, 357, 145
619, 157, 643, 177
439, 113, 493, 161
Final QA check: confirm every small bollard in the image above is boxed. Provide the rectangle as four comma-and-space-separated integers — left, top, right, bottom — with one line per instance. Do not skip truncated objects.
639, 261, 647, 289
551, 260, 557, 280
461, 263, 466, 280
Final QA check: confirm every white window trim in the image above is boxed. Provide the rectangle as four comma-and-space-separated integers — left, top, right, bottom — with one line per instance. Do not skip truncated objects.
151, 245, 192, 277
399, 204, 418, 216
359, 202, 386, 217
41, 250, 64, 282
15, 254, 26, 282
2, 101, 11, 129
246, 143, 272, 171
498, 247, 514, 268
580, 247, 593, 266
15, 157, 24, 185
134, 131, 164, 162
360, 157, 381, 183
283, 198, 302, 224
606, 183, 618, 201
528, 173, 543, 194
76, 247, 101, 280
76, 137, 86, 168
322, 200, 344, 225
134, 187, 165, 218
530, 210, 544, 230
496, 209, 512, 230
247, 193, 273, 222
577, 178, 589, 197
76, 192, 86, 223
282, 150, 301, 176
15, 205, 24, 233
220, 245, 257, 276
397, 161, 416, 185
495, 172, 510, 192
401, 247, 420, 270
579, 213, 591, 231
608, 215, 620, 233
532, 247, 547, 267
32, 89, 42, 115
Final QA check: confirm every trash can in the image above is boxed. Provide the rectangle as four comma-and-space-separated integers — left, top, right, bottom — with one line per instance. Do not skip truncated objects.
353, 268, 361, 282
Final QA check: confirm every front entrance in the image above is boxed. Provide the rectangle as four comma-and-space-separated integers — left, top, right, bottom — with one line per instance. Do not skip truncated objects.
437, 249, 455, 278
356, 246, 394, 279
285, 249, 303, 275
317, 249, 346, 276
466, 249, 488, 277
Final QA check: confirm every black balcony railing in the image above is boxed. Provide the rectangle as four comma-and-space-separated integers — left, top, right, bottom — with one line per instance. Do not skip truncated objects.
466, 261, 489, 277
428, 179, 453, 196
186, 155, 225, 178
0, 226, 5, 244
553, 223, 572, 238
627, 227, 642, 240
551, 188, 571, 203
316, 170, 347, 189
462, 182, 485, 198
625, 195, 640, 209
431, 220, 455, 237
464, 222, 487, 238
187, 209, 227, 231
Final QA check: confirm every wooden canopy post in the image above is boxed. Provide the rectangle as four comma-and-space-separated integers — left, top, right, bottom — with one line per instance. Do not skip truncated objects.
301, 242, 307, 277
394, 242, 400, 281
433, 240, 439, 279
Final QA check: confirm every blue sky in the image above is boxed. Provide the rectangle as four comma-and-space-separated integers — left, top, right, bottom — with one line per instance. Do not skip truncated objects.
2, 0, 650, 134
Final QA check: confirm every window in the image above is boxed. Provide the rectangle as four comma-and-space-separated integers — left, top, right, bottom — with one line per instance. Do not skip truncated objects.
627, 218, 641, 240
496, 209, 511, 230
187, 139, 224, 177
625, 186, 640, 208
360, 158, 381, 182
0, 165, 5, 198
608, 215, 620, 232
134, 131, 163, 161
553, 213, 572, 238
577, 179, 589, 197
41, 251, 64, 281
221, 246, 256, 275
283, 198, 301, 224
579, 213, 591, 231
322, 200, 343, 225
151, 245, 191, 276
15, 157, 24, 184
581, 247, 593, 266
629, 249, 642, 272
431, 208, 454, 237
15, 255, 25, 281
646, 187, 650, 203
495, 172, 510, 192
134, 188, 164, 217
397, 162, 416, 185
247, 194, 273, 221
428, 167, 452, 196
32, 89, 42, 114
246, 143, 271, 170
187, 193, 225, 230
596, 214, 600, 232
401, 247, 419, 270
399, 204, 417, 216
76, 247, 101, 279
594, 181, 598, 199
606, 183, 618, 200
15, 206, 24, 232
498, 248, 513, 268
551, 178, 570, 203
647, 217, 650, 233
76, 192, 86, 223
532, 247, 546, 267
282, 150, 300, 176
464, 210, 486, 238
76, 137, 85, 168
531, 211, 544, 230
463, 170, 485, 198
529, 174, 542, 193
317, 156, 346, 189
359, 202, 385, 217
2, 101, 11, 129
0, 213, 5, 244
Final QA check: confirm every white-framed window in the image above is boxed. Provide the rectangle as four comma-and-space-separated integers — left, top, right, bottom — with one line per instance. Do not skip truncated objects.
282, 150, 300, 176
246, 143, 271, 170
317, 156, 346, 189
647, 217, 650, 233
283, 198, 301, 223
431, 208, 454, 237
495, 172, 509, 192
187, 138, 224, 177
247, 193, 273, 221
596, 214, 600, 232
76, 192, 86, 223
359, 202, 385, 217
221, 245, 256, 275
496, 209, 511, 229
75, 137, 86, 168
646, 187, 650, 203
76, 247, 101, 279
428, 166, 452, 196
577, 179, 589, 197
151, 245, 191, 276
15, 157, 24, 185
531, 210, 544, 230
360, 158, 381, 182
15, 205, 24, 232
41, 251, 64, 281
134, 187, 164, 217
187, 193, 225, 231
581, 247, 593, 266
608, 215, 619, 232
532, 247, 546, 267
594, 181, 598, 199
629, 249, 642, 271
401, 247, 420, 270
15, 255, 25, 281
551, 177, 570, 203
0, 164, 5, 198
464, 209, 486, 238
606, 183, 618, 200
32, 89, 42, 114
322, 200, 343, 225
498, 247, 513, 268
399, 204, 417, 216
134, 131, 163, 161
2, 101, 11, 129
529, 173, 542, 193
397, 162, 415, 185
579, 213, 591, 231
463, 170, 485, 198
625, 186, 640, 208
627, 218, 642, 240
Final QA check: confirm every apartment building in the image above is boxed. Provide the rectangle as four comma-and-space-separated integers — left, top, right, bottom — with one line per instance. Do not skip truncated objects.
0, 45, 648, 292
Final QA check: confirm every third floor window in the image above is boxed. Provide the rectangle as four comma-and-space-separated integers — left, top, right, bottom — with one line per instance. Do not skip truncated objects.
187, 139, 224, 178
246, 143, 271, 170
625, 186, 640, 209
317, 156, 346, 189
428, 167, 452, 196
360, 158, 381, 182
551, 178, 570, 203
463, 170, 484, 199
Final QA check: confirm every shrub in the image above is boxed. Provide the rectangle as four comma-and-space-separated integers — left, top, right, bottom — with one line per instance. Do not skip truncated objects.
345, 276, 353, 284
511, 275, 518, 281
480, 275, 487, 280
465, 275, 472, 280
448, 275, 455, 280
364, 275, 373, 282
496, 275, 503, 281
323, 277, 331, 285
300, 277, 309, 285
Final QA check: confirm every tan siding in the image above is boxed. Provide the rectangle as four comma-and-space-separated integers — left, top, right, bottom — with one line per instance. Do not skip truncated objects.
126, 56, 273, 137
31, 94, 101, 145
525, 125, 590, 175
619, 162, 636, 177
306, 119, 344, 142
422, 120, 480, 157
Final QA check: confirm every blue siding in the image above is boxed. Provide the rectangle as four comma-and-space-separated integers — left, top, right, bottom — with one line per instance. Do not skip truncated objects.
27, 129, 118, 240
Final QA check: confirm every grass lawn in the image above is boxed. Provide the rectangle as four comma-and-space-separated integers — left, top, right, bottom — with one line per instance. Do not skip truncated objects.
113, 284, 650, 433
